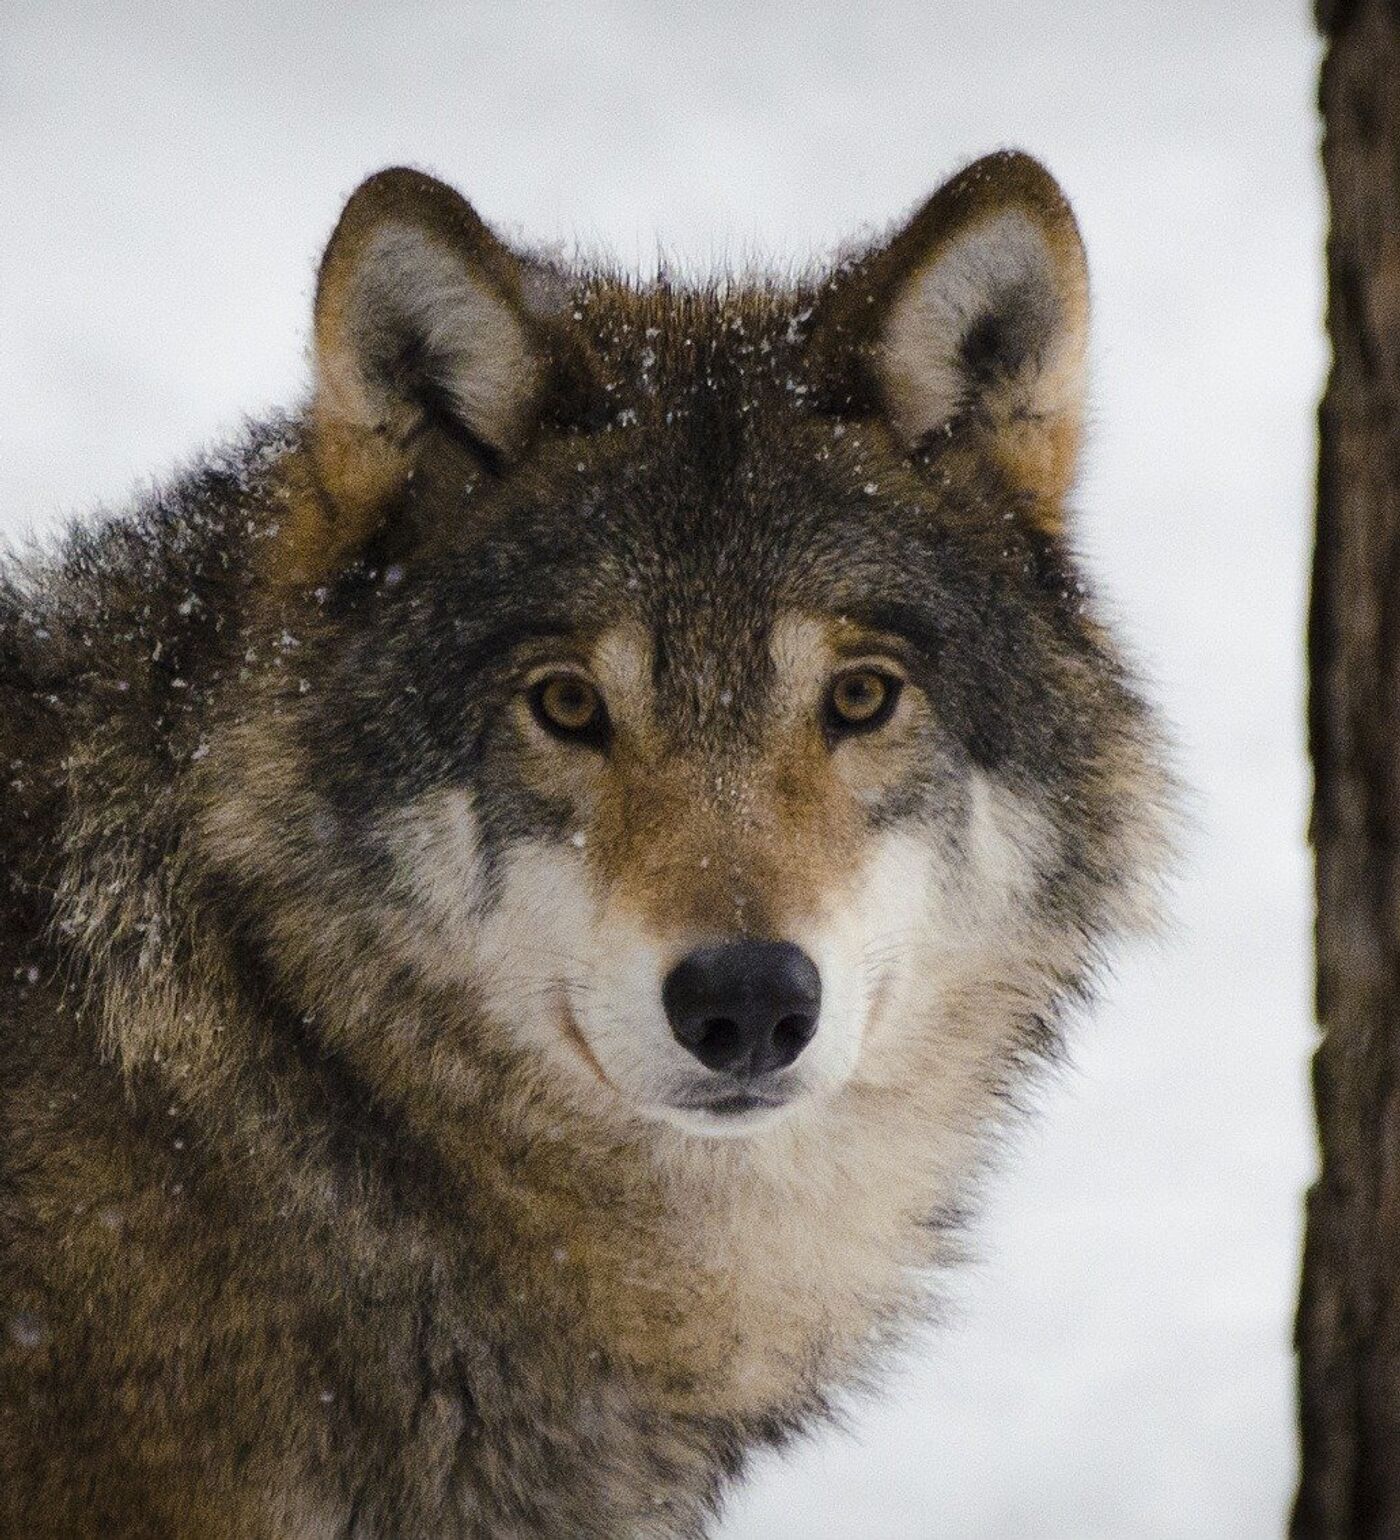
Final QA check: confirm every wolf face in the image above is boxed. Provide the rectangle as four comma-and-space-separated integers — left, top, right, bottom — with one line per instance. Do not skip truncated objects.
383, 617, 1021, 1141
208, 157, 1167, 1154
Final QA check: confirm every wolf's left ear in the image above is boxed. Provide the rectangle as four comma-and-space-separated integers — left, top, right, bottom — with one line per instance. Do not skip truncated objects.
809, 151, 1089, 515
282, 167, 589, 583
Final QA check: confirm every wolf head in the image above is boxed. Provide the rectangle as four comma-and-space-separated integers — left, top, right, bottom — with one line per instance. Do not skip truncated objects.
207, 155, 1168, 1145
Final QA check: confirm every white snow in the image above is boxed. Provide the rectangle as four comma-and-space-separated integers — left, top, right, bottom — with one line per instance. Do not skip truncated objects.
2, 3, 1322, 1535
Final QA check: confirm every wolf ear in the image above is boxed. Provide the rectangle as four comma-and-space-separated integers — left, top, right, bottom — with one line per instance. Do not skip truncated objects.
284, 168, 554, 582
810, 151, 1089, 514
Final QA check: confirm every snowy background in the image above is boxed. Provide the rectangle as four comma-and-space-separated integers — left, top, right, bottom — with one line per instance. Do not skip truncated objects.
2, 4, 1322, 1535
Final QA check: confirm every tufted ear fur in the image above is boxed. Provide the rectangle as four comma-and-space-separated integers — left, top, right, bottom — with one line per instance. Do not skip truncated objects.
282, 167, 587, 584
809, 151, 1090, 518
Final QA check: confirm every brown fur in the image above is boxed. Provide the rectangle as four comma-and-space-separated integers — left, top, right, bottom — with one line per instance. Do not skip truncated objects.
1, 153, 1171, 1537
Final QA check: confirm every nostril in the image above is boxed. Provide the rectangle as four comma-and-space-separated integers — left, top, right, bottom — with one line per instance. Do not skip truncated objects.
773, 1013, 816, 1057
761, 1012, 817, 1075
697, 1017, 741, 1061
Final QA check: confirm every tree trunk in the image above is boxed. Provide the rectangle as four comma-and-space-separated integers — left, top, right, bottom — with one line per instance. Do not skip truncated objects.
1297, 1, 1400, 1533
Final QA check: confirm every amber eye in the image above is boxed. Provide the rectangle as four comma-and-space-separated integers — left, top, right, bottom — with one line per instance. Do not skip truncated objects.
530, 673, 609, 746
826, 668, 901, 736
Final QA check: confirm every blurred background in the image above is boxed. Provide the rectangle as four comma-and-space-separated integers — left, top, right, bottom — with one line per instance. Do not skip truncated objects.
1, 4, 1322, 1535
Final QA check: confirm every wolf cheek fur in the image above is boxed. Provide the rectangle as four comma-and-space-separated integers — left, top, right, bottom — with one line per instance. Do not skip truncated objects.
0, 152, 1172, 1537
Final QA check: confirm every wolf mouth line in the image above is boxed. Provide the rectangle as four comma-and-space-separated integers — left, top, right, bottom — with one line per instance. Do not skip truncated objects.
666, 1085, 793, 1117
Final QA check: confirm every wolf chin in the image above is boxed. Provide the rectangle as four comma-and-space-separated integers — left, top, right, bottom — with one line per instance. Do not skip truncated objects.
0, 153, 1171, 1537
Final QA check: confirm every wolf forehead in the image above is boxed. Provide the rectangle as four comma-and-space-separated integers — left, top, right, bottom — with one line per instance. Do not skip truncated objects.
386, 279, 957, 584
333, 381, 1083, 732
304, 343, 1094, 792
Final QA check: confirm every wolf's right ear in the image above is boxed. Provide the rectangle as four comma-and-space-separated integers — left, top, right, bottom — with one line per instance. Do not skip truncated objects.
282, 168, 579, 584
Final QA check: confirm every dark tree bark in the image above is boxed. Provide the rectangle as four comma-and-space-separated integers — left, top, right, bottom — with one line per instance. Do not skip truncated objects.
1298, 1, 1400, 1534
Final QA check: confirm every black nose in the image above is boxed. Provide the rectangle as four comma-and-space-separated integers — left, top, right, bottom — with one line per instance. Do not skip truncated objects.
662, 941, 821, 1077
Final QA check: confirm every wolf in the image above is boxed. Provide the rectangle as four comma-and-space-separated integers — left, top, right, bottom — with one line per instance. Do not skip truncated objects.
0, 151, 1170, 1537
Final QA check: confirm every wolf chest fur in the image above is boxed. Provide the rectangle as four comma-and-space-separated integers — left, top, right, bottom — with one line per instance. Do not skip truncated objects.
0, 152, 1170, 1536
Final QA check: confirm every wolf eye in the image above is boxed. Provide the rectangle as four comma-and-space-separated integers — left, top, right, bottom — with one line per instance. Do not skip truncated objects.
530, 673, 609, 746
826, 668, 901, 736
